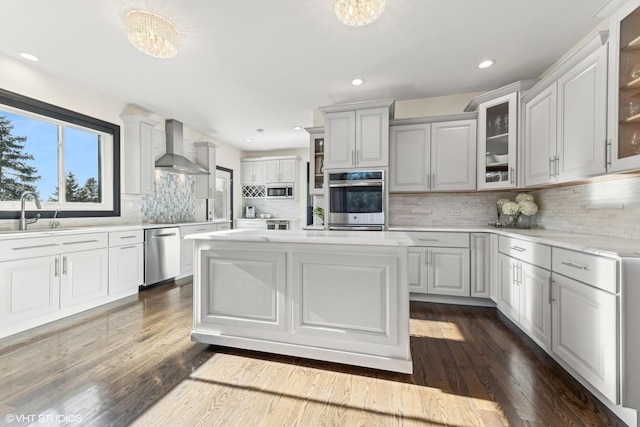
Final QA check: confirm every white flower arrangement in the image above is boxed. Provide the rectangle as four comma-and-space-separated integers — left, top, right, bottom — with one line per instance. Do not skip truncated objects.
497, 193, 538, 227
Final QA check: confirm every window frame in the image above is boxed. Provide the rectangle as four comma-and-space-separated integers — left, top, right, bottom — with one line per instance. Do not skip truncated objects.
0, 88, 121, 219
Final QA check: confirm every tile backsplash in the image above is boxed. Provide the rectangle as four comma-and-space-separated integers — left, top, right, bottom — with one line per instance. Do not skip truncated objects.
389, 175, 640, 240
141, 170, 196, 223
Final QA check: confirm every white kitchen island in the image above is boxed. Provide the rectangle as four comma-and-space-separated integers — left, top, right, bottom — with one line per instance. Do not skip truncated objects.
187, 229, 413, 373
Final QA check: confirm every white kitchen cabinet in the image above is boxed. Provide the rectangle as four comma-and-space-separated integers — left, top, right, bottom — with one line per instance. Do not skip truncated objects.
408, 232, 470, 298
608, 1, 640, 173
307, 127, 325, 195
524, 84, 557, 186
265, 158, 297, 182
523, 33, 608, 186
389, 124, 431, 192
0, 256, 59, 326
389, 117, 476, 193
321, 100, 393, 169
241, 160, 266, 184
477, 93, 518, 189
470, 233, 492, 299
556, 44, 607, 182
108, 229, 144, 295
121, 114, 159, 195
551, 273, 617, 403
60, 248, 109, 309
179, 223, 218, 278
431, 120, 477, 191
497, 253, 552, 350
195, 142, 217, 199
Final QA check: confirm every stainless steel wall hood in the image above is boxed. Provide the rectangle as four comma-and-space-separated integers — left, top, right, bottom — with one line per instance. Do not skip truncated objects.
155, 119, 209, 175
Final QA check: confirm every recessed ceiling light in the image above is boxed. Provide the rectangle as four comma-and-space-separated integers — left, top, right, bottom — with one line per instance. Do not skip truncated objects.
351, 77, 365, 86
478, 59, 495, 69
20, 52, 39, 62
244, 138, 253, 142
293, 126, 303, 131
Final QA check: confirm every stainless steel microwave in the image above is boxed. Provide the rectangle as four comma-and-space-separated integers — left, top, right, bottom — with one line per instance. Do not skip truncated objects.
266, 183, 294, 199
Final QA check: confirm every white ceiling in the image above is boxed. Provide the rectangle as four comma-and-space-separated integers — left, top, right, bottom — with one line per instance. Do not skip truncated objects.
0, 0, 610, 151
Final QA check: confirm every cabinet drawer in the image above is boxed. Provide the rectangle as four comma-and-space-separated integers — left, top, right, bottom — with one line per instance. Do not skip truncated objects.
407, 232, 469, 248
552, 247, 617, 293
499, 236, 551, 270
109, 229, 143, 246
180, 224, 217, 237
0, 233, 108, 261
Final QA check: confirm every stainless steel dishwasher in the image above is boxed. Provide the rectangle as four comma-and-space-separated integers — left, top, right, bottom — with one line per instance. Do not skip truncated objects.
144, 227, 180, 287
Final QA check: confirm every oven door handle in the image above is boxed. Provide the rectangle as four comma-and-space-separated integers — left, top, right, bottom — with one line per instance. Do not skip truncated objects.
329, 181, 383, 187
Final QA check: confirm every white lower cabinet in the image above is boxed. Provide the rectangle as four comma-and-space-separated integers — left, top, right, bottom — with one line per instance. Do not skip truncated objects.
470, 233, 492, 299
0, 256, 59, 326
179, 224, 219, 278
60, 248, 109, 308
408, 232, 470, 298
551, 273, 618, 403
109, 244, 143, 294
497, 253, 552, 349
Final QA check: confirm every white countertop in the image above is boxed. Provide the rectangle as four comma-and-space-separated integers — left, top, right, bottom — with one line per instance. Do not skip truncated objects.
187, 228, 414, 247
390, 226, 640, 258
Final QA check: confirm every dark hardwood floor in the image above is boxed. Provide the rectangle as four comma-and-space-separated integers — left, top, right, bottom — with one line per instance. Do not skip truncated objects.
0, 282, 625, 426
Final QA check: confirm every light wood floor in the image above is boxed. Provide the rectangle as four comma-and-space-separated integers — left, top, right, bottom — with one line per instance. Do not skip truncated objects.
0, 282, 624, 426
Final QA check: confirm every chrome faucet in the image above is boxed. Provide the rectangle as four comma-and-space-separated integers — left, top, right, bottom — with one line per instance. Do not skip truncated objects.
51, 208, 61, 229
19, 191, 42, 230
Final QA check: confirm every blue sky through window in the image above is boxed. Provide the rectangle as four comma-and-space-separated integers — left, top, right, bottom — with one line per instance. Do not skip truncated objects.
2, 110, 99, 200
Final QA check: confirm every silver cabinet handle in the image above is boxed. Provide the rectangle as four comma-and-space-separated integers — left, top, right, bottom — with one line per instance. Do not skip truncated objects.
517, 262, 522, 284
63, 239, 99, 246
120, 245, 137, 250
426, 173, 431, 189
12, 243, 58, 250
55, 257, 59, 277
119, 235, 137, 240
512, 263, 517, 284
561, 261, 588, 270
549, 277, 555, 304
510, 246, 526, 252
605, 139, 612, 168
62, 256, 67, 275
418, 238, 439, 242
549, 157, 554, 178
510, 167, 515, 184
554, 155, 559, 177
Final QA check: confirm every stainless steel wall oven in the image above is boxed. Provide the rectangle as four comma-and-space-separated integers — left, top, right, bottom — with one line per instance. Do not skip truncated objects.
328, 170, 385, 231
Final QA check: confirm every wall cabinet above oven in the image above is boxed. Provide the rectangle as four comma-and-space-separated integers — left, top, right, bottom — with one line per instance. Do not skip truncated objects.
320, 99, 394, 169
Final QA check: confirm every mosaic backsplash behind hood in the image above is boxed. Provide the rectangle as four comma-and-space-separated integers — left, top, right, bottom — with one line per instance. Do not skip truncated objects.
141, 170, 196, 223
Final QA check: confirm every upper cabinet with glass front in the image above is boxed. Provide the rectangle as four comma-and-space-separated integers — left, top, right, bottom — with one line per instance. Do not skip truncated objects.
306, 127, 325, 195
466, 81, 537, 190
609, 0, 640, 172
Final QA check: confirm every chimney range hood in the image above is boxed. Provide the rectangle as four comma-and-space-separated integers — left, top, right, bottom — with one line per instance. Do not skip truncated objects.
155, 119, 209, 175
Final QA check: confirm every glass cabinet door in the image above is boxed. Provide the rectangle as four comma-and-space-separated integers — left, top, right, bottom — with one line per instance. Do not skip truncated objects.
307, 129, 325, 195
610, 2, 640, 172
477, 92, 518, 189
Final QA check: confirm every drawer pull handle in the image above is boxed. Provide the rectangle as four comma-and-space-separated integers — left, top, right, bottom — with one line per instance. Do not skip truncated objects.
119, 235, 137, 239
12, 243, 58, 250
418, 238, 439, 242
196, 229, 206, 232
561, 261, 588, 271
63, 239, 99, 246
510, 246, 526, 252
120, 245, 137, 250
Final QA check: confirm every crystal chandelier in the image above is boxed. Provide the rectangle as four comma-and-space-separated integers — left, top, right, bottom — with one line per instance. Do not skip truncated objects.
334, 0, 387, 26
126, 10, 179, 58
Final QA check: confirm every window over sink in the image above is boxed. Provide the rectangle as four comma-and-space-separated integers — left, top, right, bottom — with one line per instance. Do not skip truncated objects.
0, 89, 120, 218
